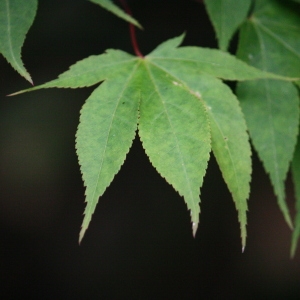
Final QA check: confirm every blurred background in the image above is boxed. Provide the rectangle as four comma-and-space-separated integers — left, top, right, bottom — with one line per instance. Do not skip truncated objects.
1, 0, 300, 298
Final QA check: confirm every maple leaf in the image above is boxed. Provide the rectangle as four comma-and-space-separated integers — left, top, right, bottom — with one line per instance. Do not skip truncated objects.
11, 34, 297, 249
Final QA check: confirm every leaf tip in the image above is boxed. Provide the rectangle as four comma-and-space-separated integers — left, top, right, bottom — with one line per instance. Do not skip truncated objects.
135, 23, 143, 30
7, 90, 25, 97
281, 208, 294, 230
78, 227, 87, 245
191, 209, 199, 237
20, 67, 34, 85
240, 225, 247, 254
290, 249, 295, 259
27, 76, 34, 86
287, 218, 294, 230
290, 233, 299, 259
192, 222, 198, 238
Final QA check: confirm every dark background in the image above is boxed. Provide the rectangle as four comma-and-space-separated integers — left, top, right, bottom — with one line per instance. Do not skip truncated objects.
1, 0, 300, 299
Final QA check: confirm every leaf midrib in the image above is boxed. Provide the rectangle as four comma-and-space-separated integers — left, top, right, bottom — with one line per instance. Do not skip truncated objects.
148, 55, 223, 68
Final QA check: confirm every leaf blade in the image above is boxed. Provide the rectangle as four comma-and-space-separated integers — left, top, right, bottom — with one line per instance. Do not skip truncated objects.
148, 44, 295, 82
195, 76, 251, 250
77, 61, 140, 242
237, 80, 299, 228
150, 65, 251, 249
88, 0, 142, 29
236, 0, 300, 229
138, 60, 211, 235
0, 0, 37, 83
204, 0, 251, 51
10, 50, 137, 95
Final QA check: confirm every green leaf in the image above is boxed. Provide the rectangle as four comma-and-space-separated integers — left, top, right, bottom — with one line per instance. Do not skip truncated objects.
237, 80, 299, 229
146, 64, 251, 249
77, 62, 141, 242
88, 0, 142, 29
12, 34, 296, 242
291, 134, 300, 257
138, 61, 211, 236
204, 0, 251, 51
186, 75, 251, 250
0, 0, 37, 83
203, 78, 251, 250
236, 0, 300, 229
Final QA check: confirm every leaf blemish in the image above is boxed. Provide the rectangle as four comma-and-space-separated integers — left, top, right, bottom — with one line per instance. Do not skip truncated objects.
190, 90, 202, 99
172, 81, 181, 86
